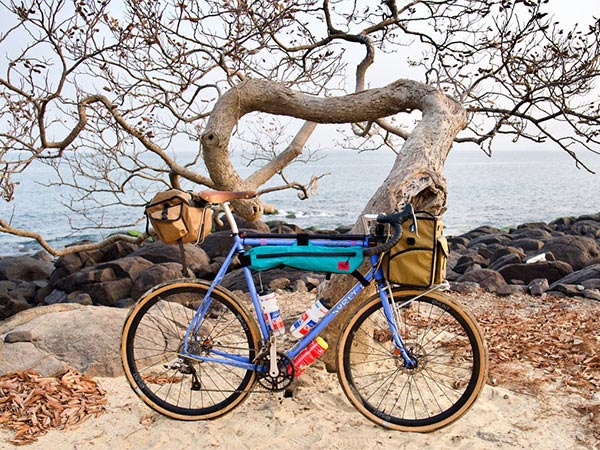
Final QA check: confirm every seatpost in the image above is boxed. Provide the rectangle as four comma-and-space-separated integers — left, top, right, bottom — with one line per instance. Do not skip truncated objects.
222, 202, 239, 234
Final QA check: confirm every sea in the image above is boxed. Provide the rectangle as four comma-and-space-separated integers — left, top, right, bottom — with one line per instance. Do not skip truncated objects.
1, 148, 600, 254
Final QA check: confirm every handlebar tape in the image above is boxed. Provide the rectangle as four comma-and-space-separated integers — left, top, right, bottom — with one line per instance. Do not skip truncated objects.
363, 204, 414, 257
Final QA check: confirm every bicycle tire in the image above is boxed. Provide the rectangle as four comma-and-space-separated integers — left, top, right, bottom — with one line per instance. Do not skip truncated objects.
337, 288, 487, 432
121, 280, 261, 420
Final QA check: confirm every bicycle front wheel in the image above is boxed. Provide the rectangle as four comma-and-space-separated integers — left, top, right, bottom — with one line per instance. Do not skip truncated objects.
337, 288, 487, 432
121, 280, 261, 420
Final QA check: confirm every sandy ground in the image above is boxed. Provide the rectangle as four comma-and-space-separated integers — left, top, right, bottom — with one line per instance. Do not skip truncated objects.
1, 291, 599, 450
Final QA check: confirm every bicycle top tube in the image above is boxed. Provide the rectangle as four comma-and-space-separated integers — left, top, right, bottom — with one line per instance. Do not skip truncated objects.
240, 232, 370, 248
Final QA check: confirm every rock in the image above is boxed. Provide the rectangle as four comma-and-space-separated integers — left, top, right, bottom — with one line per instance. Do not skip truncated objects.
528, 278, 550, 296
583, 289, 600, 301
0, 295, 32, 319
582, 279, 600, 289
294, 279, 308, 293
222, 268, 318, 292
457, 269, 506, 292
488, 253, 522, 271
56, 266, 118, 292
552, 284, 584, 297
449, 281, 482, 293
541, 235, 600, 270
465, 225, 504, 237
200, 231, 238, 259
4, 330, 33, 343
305, 276, 325, 290
0, 280, 17, 293
31, 250, 52, 263
94, 256, 155, 280
215, 215, 270, 232
130, 263, 184, 300
130, 242, 210, 267
269, 277, 291, 290
79, 278, 133, 307
570, 220, 600, 239
0, 255, 53, 281
467, 234, 510, 247
96, 240, 139, 262
510, 238, 544, 253
495, 285, 528, 296
549, 216, 575, 231
453, 253, 489, 274
509, 227, 553, 240
44, 289, 68, 305
66, 291, 94, 305
0, 303, 127, 377
549, 264, 600, 288
489, 247, 526, 264
448, 236, 470, 248
498, 261, 573, 285
10, 282, 37, 302
269, 223, 302, 234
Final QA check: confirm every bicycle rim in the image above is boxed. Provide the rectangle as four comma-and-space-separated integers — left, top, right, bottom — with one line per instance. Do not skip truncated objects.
337, 289, 487, 432
121, 280, 260, 420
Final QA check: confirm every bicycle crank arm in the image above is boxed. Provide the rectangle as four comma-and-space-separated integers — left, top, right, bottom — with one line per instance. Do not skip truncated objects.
269, 335, 279, 377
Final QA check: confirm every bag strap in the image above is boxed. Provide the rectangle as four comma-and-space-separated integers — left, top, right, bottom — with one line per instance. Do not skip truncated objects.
178, 239, 190, 278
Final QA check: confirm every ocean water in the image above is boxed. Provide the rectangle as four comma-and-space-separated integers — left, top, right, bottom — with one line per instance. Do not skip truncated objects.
1, 148, 600, 253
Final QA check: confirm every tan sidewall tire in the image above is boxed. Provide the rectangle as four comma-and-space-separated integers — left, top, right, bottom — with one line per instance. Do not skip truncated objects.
337, 288, 488, 432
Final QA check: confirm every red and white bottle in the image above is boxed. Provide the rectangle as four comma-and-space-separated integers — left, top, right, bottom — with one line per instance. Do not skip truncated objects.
289, 298, 331, 339
292, 337, 328, 377
258, 290, 285, 337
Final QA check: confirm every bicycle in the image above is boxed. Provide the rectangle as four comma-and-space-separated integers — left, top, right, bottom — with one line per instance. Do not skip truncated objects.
121, 190, 488, 432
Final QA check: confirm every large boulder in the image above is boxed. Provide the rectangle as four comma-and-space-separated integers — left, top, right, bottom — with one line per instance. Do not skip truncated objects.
131, 262, 185, 300
541, 235, 600, 270
0, 255, 53, 281
549, 264, 600, 289
456, 268, 506, 291
509, 238, 544, 253
498, 261, 573, 285
130, 242, 210, 267
509, 227, 553, 241
0, 303, 127, 377
79, 278, 134, 307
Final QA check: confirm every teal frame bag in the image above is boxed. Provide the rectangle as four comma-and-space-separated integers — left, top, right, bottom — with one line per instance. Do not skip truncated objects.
245, 242, 364, 273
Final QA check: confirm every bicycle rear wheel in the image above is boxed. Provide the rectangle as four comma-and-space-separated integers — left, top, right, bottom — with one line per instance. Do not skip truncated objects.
121, 280, 261, 420
337, 288, 487, 432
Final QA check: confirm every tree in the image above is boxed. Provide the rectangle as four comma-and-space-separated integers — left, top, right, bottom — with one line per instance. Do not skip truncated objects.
1, 1, 599, 359
2, 0, 599, 250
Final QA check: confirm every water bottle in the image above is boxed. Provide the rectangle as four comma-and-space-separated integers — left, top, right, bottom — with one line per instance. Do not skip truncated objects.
290, 298, 331, 339
292, 337, 329, 377
258, 290, 285, 337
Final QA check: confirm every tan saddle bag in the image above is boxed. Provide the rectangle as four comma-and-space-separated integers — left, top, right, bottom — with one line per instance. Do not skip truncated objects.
145, 189, 213, 245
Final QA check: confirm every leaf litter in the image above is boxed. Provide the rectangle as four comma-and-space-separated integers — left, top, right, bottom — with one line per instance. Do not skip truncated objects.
0, 369, 106, 445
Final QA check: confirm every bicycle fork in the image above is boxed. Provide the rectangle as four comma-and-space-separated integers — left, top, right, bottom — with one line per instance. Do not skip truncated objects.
379, 283, 417, 369
379, 281, 450, 369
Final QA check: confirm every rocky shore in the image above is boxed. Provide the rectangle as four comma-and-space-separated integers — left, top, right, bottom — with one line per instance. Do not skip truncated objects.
1, 211, 600, 322
0, 213, 599, 447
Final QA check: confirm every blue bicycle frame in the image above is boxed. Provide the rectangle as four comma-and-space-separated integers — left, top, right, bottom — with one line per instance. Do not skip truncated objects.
180, 202, 416, 373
